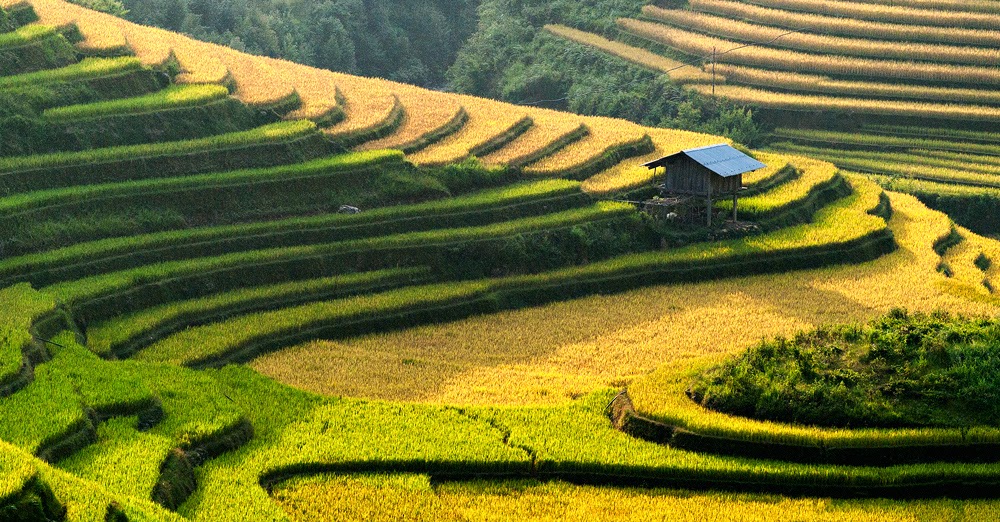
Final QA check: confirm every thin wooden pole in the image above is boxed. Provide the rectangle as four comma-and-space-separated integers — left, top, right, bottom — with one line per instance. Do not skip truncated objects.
712, 47, 717, 98
732, 192, 738, 221
706, 181, 713, 227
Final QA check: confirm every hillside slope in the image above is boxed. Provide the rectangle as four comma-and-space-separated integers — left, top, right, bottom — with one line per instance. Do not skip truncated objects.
1, 1, 1000, 521
544, 0, 1000, 242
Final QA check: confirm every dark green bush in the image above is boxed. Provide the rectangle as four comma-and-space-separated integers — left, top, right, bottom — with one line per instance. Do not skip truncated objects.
691, 310, 1000, 428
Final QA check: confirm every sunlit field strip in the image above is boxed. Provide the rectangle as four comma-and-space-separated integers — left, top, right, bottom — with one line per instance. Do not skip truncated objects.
11, 0, 300, 105
691, 84, 1000, 122
481, 107, 586, 168
253, 192, 995, 408
356, 86, 464, 152
0, 179, 580, 285
631, 359, 975, 448
254, 176, 905, 406
126, 25, 230, 84
940, 228, 992, 296
4, 0, 232, 84
0, 23, 55, 49
838, 0, 1000, 12
543, 24, 713, 84
771, 143, 1000, 177
724, 154, 837, 217
713, 65, 1000, 106
406, 95, 529, 166
864, 125, 1000, 145
0, 120, 316, 179
273, 475, 1000, 522
878, 176, 1000, 199
621, 19, 1000, 87
42, 84, 229, 121
0, 56, 140, 88
0, 284, 54, 383
646, 9, 1000, 66
86, 267, 428, 357
581, 128, 733, 194
209, 43, 296, 108
683, 0, 1000, 47
772, 128, 1000, 155
920, 150, 1000, 167
320, 72, 399, 138
527, 116, 648, 176
786, 150, 1000, 188
139, 179, 883, 367
260, 56, 342, 122
45, 202, 625, 309
742, 0, 1000, 29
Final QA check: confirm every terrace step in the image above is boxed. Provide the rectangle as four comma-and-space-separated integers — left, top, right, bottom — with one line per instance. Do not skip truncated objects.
0, 58, 165, 124
0, 179, 588, 287
5, 84, 264, 155
0, 23, 74, 75
51, 350, 250, 511
355, 88, 467, 154
49, 201, 640, 325
0, 150, 421, 257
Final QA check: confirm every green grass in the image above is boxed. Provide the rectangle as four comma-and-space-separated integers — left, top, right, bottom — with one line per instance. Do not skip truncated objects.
51, 334, 243, 504
0, 24, 54, 50
46, 202, 634, 314
0, 179, 584, 286
182, 365, 527, 520
692, 310, 1000, 429
57, 416, 176, 502
0, 119, 318, 175
716, 159, 838, 219
772, 128, 1000, 156
0, 284, 54, 385
0, 147, 400, 215
42, 84, 230, 122
873, 175, 1000, 198
773, 143, 1000, 176
133, 178, 886, 367
0, 56, 142, 89
771, 146, 1000, 188
86, 267, 431, 358
0, 441, 36, 502
862, 124, 1000, 144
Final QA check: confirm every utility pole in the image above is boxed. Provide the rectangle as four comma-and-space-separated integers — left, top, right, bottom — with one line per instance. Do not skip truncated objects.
712, 46, 717, 98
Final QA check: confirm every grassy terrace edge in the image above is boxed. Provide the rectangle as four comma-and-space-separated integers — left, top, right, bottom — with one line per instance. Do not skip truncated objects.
613, 362, 1000, 467
132, 176, 894, 367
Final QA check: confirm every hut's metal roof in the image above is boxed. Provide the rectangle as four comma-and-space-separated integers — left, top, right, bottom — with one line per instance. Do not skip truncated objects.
642, 143, 766, 177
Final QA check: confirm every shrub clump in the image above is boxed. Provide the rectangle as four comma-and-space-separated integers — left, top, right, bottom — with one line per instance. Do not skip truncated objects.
690, 310, 1000, 428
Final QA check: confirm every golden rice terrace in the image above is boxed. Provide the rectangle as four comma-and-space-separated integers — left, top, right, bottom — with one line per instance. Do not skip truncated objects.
0, 0, 999, 520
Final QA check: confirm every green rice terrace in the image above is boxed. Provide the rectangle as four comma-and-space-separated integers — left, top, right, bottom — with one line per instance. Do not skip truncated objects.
1, 0, 1000, 520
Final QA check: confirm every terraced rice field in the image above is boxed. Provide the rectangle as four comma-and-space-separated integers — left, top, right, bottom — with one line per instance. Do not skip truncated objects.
2, 0, 1000, 520
539, 0, 1000, 273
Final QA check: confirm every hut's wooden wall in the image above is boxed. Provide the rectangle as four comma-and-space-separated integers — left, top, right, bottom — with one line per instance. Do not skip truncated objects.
712, 173, 742, 194
664, 159, 710, 195
663, 158, 742, 195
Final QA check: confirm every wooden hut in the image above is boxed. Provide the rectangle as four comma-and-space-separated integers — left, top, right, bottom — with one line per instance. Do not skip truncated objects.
642, 144, 766, 226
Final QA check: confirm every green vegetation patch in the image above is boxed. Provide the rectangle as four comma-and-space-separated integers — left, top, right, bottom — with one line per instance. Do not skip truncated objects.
0, 119, 317, 176
0, 57, 142, 89
42, 84, 230, 122
690, 310, 1000, 429
0, 24, 55, 49
0, 284, 54, 386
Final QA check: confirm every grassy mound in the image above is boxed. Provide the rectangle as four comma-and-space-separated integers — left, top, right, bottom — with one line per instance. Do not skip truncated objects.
690, 310, 1000, 429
